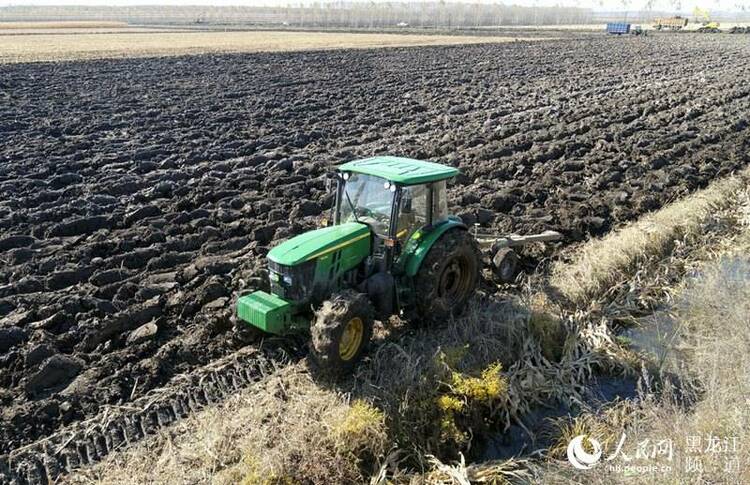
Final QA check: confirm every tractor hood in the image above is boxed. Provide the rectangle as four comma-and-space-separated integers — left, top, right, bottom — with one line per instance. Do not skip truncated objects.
267, 222, 371, 266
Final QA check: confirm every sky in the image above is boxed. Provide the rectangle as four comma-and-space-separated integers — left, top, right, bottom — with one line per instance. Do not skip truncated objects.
0, 0, 747, 12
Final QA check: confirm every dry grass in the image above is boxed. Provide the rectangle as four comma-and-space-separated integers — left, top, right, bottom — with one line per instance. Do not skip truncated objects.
0, 21, 127, 30
550, 167, 750, 306
545, 399, 646, 460
0, 27, 167, 35
538, 226, 750, 484
346, 282, 631, 474
424, 454, 532, 484
67, 364, 388, 485
0, 30, 542, 64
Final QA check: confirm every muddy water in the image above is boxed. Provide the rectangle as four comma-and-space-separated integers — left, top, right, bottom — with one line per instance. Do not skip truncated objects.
481, 376, 638, 460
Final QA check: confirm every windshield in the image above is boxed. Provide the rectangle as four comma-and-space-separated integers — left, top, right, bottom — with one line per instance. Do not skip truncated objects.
340, 173, 394, 236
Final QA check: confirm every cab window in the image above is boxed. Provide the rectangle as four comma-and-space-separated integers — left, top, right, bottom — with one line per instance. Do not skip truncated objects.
339, 173, 394, 236
396, 184, 428, 241
431, 180, 448, 222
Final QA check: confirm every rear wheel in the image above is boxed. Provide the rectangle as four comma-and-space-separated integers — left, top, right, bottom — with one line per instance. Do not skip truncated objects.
311, 290, 374, 377
414, 229, 481, 322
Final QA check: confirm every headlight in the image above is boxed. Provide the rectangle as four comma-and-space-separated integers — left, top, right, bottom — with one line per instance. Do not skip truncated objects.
282, 274, 293, 285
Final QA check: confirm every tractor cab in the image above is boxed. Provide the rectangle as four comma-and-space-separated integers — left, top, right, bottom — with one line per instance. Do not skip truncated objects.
334, 157, 457, 269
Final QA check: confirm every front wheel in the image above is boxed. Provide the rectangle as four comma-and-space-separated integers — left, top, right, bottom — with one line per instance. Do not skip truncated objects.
414, 229, 481, 322
311, 290, 374, 377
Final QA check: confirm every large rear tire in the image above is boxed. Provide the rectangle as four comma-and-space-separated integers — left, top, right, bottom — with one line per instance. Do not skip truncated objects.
414, 229, 481, 322
311, 290, 374, 377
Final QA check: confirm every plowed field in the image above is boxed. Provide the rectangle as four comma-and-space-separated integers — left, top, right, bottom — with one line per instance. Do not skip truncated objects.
1, 34, 749, 483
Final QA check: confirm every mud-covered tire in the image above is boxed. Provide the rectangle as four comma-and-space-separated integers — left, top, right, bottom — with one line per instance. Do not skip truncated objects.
311, 290, 374, 377
414, 229, 481, 322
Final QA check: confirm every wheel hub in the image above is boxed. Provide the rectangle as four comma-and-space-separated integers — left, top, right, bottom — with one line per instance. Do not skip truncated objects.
438, 256, 471, 304
339, 317, 364, 361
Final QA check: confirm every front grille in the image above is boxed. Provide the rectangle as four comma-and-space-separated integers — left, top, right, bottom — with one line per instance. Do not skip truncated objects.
268, 259, 316, 303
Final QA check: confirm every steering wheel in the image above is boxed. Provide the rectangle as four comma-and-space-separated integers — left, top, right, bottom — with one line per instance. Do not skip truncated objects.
357, 207, 390, 224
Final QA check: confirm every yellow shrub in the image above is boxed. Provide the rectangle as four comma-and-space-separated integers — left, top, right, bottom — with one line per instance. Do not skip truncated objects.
451, 362, 508, 402
329, 400, 388, 457
431, 362, 509, 448
435, 394, 467, 444
439, 413, 468, 445
437, 394, 465, 413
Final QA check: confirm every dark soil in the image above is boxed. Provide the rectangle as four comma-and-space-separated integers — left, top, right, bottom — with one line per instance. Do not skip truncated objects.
0, 34, 748, 482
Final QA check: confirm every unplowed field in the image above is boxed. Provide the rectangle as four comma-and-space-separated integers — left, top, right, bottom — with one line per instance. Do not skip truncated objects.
0, 30, 533, 63
1, 34, 749, 483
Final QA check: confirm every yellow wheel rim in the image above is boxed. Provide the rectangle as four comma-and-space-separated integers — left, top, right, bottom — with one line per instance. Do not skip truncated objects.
339, 317, 364, 361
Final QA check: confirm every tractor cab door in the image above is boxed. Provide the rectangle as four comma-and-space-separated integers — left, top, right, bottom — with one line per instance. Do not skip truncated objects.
395, 179, 449, 244
396, 184, 428, 242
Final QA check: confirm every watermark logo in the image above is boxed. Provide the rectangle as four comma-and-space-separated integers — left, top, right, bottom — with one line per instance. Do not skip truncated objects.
563, 432, 744, 475
567, 434, 603, 470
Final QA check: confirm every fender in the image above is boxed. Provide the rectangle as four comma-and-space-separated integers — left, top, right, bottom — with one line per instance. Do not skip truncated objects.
398, 217, 467, 277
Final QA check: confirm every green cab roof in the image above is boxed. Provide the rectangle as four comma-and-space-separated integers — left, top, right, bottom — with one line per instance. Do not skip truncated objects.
338, 156, 459, 185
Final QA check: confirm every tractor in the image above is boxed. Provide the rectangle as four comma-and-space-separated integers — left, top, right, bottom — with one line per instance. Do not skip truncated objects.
235, 156, 559, 375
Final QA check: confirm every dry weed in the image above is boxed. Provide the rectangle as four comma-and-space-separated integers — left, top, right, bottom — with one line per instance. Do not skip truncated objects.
67, 365, 387, 485
551, 168, 750, 305
537, 194, 750, 484
424, 453, 531, 484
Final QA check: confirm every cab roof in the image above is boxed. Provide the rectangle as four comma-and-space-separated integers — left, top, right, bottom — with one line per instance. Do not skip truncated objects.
338, 156, 459, 185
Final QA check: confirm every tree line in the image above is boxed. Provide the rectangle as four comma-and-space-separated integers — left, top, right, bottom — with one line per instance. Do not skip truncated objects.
0, 3, 593, 28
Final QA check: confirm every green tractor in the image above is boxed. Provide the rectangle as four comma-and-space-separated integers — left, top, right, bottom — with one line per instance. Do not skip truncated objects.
236, 156, 482, 375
